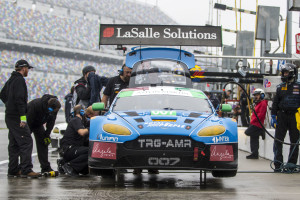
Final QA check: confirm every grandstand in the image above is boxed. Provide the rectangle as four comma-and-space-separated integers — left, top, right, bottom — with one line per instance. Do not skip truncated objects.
0, 0, 177, 108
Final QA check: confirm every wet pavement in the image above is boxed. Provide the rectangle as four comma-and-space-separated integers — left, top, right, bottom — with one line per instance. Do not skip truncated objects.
1, 128, 300, 199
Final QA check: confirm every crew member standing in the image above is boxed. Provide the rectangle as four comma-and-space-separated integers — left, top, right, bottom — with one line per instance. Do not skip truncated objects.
244, 89, 268, 159
271, 63, 300, 172
101, 64, 132, 108
73, 66, 96, 108
27, 94, 61, 173
0, 59, 40, 178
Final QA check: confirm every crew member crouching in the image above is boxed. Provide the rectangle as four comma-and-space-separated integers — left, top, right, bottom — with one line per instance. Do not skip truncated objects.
60, 105, 89, 176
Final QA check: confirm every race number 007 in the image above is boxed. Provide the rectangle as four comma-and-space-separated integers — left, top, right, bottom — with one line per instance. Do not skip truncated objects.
148, 157, 180, 166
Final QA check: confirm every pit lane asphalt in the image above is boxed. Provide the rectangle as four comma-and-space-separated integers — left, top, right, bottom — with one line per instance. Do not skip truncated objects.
1, 117, 300, 199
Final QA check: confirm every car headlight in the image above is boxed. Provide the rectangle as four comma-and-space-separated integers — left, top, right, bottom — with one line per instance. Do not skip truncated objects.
53, 127, 59, 134
197, 125, 226, 136
103, 124, 131, 135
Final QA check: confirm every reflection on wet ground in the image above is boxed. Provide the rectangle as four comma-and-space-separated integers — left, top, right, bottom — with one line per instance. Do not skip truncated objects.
0, 134, 300, 199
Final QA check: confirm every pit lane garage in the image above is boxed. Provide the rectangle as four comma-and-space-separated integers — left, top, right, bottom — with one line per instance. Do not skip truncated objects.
88, 24, 237, 181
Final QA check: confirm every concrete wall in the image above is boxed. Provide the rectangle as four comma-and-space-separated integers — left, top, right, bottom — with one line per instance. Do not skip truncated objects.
238, 127, 300, 165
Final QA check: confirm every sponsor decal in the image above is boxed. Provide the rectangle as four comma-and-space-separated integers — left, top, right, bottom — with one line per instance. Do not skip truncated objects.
133, 89, 192, 96
97, 134, 119, 142
210, 145, 234, 161
264, 79, 271, 88
100, 24, 222, 46
91, 142, 117, 160
144, 122, 185, 128
138, 139, 191, 148
151, 111, 177, 116
212, 136, 229, 143
148, 157, 180, 166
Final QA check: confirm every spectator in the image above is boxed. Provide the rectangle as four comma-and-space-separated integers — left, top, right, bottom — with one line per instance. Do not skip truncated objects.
271, 63, 300, 172
244, 89, 267, 159
27, 95, 61, 173
0, 59, 40, 178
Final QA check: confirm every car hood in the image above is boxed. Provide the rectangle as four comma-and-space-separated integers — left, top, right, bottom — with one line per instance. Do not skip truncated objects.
116, 110, 213, 136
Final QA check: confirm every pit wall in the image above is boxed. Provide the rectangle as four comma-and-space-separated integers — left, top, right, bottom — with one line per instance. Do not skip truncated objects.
238, 127, 300, 165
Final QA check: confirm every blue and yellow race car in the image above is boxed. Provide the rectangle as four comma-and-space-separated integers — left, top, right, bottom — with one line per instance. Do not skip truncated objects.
88, 46, 238, 178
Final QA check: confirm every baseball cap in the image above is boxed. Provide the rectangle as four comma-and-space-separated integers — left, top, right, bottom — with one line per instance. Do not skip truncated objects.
15, 59, 34, 69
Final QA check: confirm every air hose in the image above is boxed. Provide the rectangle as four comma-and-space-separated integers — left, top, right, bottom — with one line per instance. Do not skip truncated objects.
222, 81, 300, 173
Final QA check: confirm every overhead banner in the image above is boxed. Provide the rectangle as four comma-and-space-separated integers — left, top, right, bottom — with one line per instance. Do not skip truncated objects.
99, 24, 222, 47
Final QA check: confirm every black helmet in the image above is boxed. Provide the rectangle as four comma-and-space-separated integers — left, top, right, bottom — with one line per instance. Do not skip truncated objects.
280, 63, 296, 82
82, 65, 96, 75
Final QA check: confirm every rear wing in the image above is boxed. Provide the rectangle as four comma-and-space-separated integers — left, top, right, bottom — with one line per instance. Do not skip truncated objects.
99, 24, 222, 47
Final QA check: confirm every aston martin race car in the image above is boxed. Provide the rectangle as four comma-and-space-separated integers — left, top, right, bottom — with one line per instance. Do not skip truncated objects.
88, 86, 238, 178
89, 24, 237, 178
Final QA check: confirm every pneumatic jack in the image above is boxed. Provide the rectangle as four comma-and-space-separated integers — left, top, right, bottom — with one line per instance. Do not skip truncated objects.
42, 171, 59, 177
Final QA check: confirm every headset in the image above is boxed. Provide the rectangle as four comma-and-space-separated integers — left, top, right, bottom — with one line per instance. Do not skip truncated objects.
118, 64, 125, 76
48, 107, 54, 112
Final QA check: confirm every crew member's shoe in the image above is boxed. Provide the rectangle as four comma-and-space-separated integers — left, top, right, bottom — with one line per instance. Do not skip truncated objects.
57, 158, 65, 174
7, 170, 21, 178
246, 154, 258, 159
148, 169, 159, 174
62, 163, 78, 176
274, 168, 281, 173
21, 171, 41, 178
133, 169, 142, 175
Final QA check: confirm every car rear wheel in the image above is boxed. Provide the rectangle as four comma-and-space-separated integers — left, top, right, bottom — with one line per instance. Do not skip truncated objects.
211, 170, 237, 177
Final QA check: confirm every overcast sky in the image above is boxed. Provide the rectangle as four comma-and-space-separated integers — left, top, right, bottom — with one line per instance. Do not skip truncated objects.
137, 0, 300, 55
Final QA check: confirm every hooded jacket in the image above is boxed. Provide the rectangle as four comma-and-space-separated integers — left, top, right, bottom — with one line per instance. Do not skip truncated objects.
27, 94, 58, 136
250, 99, 268, 128
0, 71, 28, 118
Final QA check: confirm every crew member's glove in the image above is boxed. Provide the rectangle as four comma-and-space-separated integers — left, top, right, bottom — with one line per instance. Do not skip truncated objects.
271, 115, 277, 128
44, 137, 51, 146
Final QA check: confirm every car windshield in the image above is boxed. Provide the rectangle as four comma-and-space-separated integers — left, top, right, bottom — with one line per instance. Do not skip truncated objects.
132, 60, 189, 86
113, 94, 212, 113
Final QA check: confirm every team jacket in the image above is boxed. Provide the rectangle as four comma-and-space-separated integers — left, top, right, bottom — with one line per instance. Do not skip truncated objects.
0, 71, 28, 118
27, 94, 58, 136
250, 99, 268, 129
271, 81, 300, 115
74, 77, 90, 107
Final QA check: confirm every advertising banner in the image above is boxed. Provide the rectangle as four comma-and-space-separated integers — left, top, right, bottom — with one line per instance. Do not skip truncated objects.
99, 24, 222, 47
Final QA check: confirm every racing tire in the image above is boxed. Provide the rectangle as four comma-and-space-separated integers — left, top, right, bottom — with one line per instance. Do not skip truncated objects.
211, 170, 237, 177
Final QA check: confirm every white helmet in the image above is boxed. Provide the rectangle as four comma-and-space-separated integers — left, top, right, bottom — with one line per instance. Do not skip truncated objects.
253, 88, 265, 99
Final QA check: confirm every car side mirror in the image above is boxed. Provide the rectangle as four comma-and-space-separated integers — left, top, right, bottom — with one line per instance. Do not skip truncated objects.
221, 104, 232, 112
92, 102, 105, 111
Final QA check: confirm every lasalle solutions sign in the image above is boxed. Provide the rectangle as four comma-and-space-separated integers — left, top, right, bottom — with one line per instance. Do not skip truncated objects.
99, 24, 222, 47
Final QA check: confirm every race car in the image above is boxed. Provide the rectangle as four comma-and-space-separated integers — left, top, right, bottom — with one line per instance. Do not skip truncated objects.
88, 86, 238, 178
50, 122, 67, 148
89, 24, 237, 179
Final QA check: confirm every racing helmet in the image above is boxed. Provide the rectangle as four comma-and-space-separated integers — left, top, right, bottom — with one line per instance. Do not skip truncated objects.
280, 63, 296, 82
253, 88, 265, 99
82, 65, 96, 76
